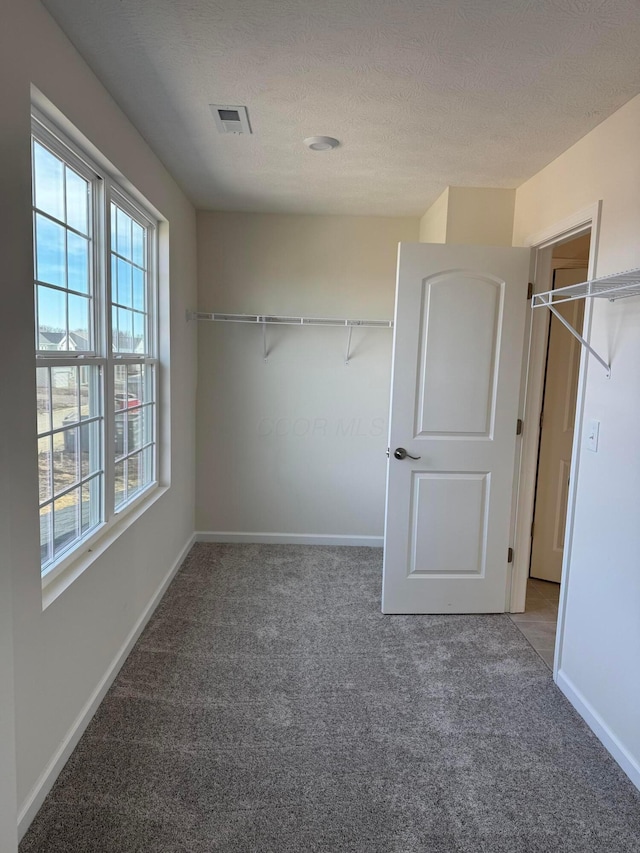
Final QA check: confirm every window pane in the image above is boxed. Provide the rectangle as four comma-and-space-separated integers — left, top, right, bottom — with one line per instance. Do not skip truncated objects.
114, 460, 126, 510
51, 366, 79, 425
132, 267, 145, 311
128, 410, 142, 453
67, 232, 89, 294
144, 363, 155, 405
80, 366, 91, 420
127, 364, 144, 404
37, 286, 66, 348
80, 420, 101, 479
112, 306, 135, 352
141, 444, 154, 489
33, 141, 64, 221
132, 221, 145, 267
115, 412, 127, 459
36, 214, 66, 288
110, 254, 117, 303
38, 436, 52, 504
40, 505, 53, 567
127, 452, 141, 498
114, 365, 128, 411
65, 168, 89, 234
68, 294, 90, 350
133, 313, 146, 354
54, 427, 80, 496
36, 367, 51, 434
117, 258, 132, 307
110, 202, 117, 251
53, 489, 80, 559
141, 404, 154, 446
81, 479, 101, 535
80, 365, 102, 421
111, 306, 118, 351
119, 308, 134, 352
110, 204, 150, 358
115, 368, 143, 409
116, 206, 132, 259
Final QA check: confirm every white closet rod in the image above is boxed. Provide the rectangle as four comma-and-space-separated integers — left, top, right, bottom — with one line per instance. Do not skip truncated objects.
191, 312, 393, 365
192, 312, 393, 328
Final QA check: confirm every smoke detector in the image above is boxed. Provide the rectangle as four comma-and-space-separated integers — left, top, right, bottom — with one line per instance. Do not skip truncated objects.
210, 105, 252, 135
304, 136, 340, 151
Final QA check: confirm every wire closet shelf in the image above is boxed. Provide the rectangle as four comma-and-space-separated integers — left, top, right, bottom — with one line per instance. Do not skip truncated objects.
192, 312, 394, 365
532, 267, 640, 307
193, 312, 393, 328
531, 266, 640, 379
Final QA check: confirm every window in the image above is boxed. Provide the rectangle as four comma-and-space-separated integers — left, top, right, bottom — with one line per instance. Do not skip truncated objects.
32, 112, 159, 577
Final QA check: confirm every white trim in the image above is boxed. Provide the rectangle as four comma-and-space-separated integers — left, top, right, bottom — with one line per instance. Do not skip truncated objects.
511, 202, 601, 617
556, 670, 640, 791
195, 531, 384, 547
18, 532, 196, 840
42, 485, 167, 606
30, 86, 167, 225
523, 202, 602, 251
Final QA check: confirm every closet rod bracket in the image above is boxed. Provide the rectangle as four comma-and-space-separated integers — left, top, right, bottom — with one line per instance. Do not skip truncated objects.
540, 295, 611, 378
195, 312, 393, 364
344, 326, 353, 366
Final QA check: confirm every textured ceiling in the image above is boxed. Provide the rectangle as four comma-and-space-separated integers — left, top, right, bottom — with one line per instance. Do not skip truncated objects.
43, 0, 640, 217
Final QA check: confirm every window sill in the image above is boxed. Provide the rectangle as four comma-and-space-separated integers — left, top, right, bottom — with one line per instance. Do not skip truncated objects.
42, 484, 169, 610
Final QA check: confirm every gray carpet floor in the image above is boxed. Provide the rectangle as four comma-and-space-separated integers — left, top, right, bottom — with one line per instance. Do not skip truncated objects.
20, 544, 640, 852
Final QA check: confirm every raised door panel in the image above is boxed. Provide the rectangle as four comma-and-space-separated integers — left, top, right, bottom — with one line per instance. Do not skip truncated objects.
410, 471, 489, 577
416, 273, 503, 438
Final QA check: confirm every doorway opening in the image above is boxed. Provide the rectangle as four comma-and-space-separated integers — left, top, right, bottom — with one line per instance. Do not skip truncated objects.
509, 231, 591, 668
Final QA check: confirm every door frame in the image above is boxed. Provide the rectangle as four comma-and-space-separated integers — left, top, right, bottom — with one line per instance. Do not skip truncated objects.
509, 202, 601, 670
529, 261, 587, 583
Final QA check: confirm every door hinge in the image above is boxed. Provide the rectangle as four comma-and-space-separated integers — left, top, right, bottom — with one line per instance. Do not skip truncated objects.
507, 547, 514, 563
527, 282, 533, 300
539, 410, 544, 431
516, 418, 523, 436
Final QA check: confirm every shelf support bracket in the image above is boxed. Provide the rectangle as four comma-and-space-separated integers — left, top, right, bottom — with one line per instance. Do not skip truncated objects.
262, 320, 268, 363
545, 299, 610, 379
345, 326, 353, 366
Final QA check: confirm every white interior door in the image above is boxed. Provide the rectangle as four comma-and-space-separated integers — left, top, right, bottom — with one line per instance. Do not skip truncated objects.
530, 267, 586, 583
382, 243, 530, 613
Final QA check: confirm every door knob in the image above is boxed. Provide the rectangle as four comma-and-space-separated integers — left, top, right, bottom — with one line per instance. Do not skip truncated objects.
394, 447, 421, 460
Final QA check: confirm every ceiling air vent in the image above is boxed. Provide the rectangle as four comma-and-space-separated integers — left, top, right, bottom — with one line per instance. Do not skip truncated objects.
209, 104, 252, 135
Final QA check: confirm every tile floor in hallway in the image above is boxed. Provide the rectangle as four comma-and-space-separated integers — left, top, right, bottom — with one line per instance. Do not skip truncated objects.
508, 578, 559, 669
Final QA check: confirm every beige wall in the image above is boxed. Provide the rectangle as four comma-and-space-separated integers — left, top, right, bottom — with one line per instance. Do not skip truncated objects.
0, 0, 198, 840
419, 188, 448, 242
514, 93, 640, 787
196, 212, 418, 537
447, 187, 515, 246
0, 50, 20, 848
420, 187, 515, 246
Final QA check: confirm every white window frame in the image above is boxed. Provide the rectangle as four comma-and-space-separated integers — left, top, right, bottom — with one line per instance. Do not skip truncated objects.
32, 109, 160, 587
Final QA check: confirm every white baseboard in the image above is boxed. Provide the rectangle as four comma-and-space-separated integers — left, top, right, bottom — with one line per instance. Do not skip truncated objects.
556, 668, 640, 792
195, 531, 384, 547
17, 533, 196, 840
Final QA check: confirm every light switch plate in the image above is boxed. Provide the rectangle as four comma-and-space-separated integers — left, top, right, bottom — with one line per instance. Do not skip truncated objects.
586, 419, 600, 452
